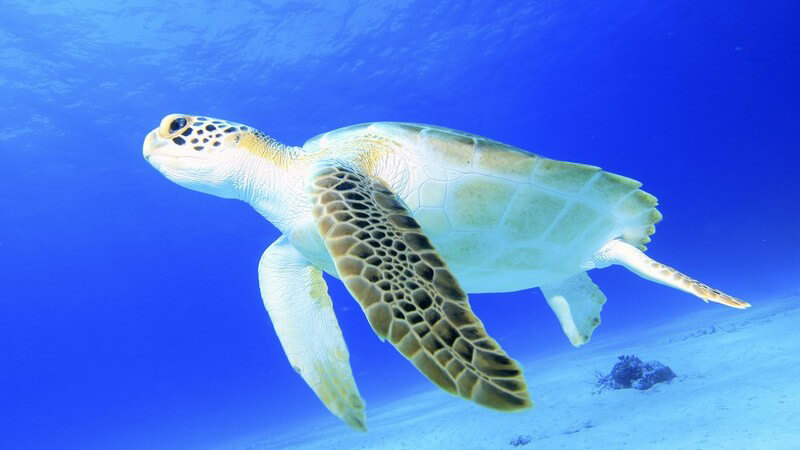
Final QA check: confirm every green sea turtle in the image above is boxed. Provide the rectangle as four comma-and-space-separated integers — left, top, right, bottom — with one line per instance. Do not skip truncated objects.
143, 114, 749, 430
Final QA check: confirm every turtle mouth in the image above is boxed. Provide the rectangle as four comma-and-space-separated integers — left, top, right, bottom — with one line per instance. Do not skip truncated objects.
145, 152, 209, 185
143, 130, 193, 164
145, 150, 198, 169
142, 131, 162, 164
143, 130, 158, 157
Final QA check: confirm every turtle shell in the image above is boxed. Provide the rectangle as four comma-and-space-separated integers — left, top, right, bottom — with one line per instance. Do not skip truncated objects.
303, 122, 661, 289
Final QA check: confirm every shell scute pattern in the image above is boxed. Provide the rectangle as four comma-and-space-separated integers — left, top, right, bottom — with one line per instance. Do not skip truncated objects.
579, 216, 617, 249
387, 123, 426, 137
404, 124, 660, 252
438, 231, 499, 266
306, 123, 662, 276
418, 179, 448, 208
544, 203, 599, 246
530, 159, 600, 194
419, 127, 476, 170
582, 172, 642, 205
473, 140, 538, 182
422, 163, 448, 181
446, 174, 517, 230
616, 190, 658, 217
412, 207, 451, 239
500, 185, 567, 240
493, 246, 546, 270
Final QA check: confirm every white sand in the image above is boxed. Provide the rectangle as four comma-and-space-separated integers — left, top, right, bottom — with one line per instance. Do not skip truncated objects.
228, 292, 800, 449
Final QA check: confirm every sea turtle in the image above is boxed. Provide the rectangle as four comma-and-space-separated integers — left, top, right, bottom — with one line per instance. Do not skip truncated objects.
143, 114, 749, 430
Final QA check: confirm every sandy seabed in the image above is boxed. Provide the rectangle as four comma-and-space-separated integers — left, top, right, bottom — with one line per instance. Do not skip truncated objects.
230, 292, 800, 449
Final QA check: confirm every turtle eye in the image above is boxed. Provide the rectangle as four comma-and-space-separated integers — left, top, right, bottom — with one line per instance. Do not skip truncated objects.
169, 117, 187, 133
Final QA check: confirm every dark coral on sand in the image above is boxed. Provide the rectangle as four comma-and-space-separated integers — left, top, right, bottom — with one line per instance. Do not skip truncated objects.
509, 435, 532, 447
596, 355, 676, 390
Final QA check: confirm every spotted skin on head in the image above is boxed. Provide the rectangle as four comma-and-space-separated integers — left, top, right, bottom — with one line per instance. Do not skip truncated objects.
157, 113, 252, 153
308, 161, 531, 411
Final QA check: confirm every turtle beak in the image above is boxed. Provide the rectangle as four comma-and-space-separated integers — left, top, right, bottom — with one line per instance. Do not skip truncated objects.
143, 129, 163, 162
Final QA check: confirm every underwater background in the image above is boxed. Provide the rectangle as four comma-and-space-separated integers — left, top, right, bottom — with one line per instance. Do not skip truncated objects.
1, 1, 798, 449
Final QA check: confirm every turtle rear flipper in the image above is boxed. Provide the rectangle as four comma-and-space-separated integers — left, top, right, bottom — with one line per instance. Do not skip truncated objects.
308, 160, 531, 411
592, 239, 750, 309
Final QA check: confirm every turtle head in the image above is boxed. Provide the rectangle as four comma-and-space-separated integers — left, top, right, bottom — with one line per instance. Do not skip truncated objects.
143, 113, 279, 199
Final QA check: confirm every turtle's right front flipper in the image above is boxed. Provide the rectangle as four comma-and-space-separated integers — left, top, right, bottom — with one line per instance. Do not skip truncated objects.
258, 236, 366, 431
308, 160, 531, 411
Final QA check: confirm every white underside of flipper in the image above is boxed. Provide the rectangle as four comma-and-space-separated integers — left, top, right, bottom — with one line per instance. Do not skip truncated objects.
258, 236, 367, 431
590, 239, 750, 309
541, 272, 607, 347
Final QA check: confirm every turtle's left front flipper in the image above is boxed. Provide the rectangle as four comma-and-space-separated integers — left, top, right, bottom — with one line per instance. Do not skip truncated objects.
258, 236, 367, 431
308, 160, 531, 411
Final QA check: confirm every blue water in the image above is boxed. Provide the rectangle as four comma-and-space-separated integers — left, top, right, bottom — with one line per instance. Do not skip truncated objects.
1, 1, 798, 449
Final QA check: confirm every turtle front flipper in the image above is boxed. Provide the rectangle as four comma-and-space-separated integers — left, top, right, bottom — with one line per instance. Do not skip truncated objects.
308, 160, 531, 411
540, 272, 607, 347
258, 236, 366, 431
592, 239, 751, 309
